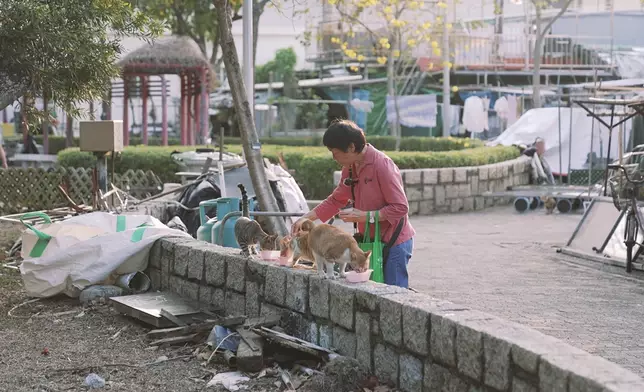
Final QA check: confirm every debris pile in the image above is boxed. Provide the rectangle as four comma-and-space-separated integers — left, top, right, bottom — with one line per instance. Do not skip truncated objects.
111, 292, 393, 391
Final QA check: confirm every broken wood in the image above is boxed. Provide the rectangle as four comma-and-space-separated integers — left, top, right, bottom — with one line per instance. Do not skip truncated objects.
146, 315, 246, 340
148, 334, 199, 346
236, 330, 264, 373
160, 308, 187, 326
252, 327, 335, 360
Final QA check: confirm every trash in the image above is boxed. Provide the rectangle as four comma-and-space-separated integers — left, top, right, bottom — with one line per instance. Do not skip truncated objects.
41, 348, 49, 356
115, 271, 151, 294
84, 373, 105, 389
299, 357, 368, 392
206, 371, 250, 391
79, 285, 124, 306
167, 216, 188, 233
74, 311, 85, 319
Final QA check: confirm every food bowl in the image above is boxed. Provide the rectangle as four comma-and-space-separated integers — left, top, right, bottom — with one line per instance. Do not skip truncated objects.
260, 250, 280, 261
344, 269, 373, 283
278, 256, 291, 266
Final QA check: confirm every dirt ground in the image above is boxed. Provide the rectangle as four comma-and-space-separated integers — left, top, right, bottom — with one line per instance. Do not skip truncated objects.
0, 223, 291, 392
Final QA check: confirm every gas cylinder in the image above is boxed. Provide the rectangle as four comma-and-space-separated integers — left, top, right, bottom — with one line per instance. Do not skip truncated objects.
211, 197, 258, 247
196, 200, 220, 243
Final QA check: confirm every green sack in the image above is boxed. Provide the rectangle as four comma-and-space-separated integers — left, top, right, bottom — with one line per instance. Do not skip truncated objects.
359, 211, 384, 283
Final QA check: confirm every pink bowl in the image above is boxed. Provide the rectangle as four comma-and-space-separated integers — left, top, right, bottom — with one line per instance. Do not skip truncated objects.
344, 269, 373, 283
278, 256, 291, 266
261, 250, 280, 261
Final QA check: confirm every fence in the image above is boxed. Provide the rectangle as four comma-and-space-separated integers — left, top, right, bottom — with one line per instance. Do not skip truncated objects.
0, 167, 163, 214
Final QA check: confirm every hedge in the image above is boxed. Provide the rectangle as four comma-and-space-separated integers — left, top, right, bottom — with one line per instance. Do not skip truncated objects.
57, 144, 520, 199
37, 135, 483, 155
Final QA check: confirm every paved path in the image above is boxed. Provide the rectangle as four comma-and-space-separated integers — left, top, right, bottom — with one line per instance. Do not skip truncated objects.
333, 207, 644, 376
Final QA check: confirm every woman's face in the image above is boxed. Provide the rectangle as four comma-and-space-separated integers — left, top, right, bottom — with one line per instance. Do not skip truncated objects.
329, 144, 357, 167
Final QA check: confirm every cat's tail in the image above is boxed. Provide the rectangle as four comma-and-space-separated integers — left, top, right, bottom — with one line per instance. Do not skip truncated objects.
237, 183, 247, 198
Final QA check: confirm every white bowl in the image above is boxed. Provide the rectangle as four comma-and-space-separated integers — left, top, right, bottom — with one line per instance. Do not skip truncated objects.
344, 269, 373, 283
261, 250, 280, 261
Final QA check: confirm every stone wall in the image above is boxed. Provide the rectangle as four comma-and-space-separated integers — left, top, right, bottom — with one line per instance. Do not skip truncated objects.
333, 157, 531, 215
147, 236, 644, 392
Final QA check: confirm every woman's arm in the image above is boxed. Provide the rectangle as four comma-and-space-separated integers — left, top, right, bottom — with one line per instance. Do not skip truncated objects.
312, 172, 352, 223
376, 158, 409, 223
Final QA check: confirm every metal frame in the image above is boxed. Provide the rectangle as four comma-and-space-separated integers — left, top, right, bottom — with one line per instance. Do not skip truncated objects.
572, 97, 644, 196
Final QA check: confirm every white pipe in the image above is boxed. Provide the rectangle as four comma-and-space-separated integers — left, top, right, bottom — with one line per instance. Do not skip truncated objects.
243, 0, 254, 119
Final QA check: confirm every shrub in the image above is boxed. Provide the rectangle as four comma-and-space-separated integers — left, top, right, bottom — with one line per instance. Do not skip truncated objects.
57, 144, 520, 199
43, 134, 482, 154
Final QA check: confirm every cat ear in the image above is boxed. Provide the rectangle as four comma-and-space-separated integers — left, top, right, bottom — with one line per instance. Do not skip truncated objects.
364, 250, 372, 259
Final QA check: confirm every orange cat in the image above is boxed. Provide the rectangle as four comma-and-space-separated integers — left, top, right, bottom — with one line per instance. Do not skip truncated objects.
292, 221, 371, 280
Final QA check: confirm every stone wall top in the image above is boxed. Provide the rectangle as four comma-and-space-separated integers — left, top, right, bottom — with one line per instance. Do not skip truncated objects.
147, 236, 644, 392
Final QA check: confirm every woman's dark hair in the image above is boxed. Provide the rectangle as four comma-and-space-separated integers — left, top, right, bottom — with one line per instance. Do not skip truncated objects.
322, 119, 367, 153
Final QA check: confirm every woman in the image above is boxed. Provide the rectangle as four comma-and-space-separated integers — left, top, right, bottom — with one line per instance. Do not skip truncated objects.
291, 120, 415, 288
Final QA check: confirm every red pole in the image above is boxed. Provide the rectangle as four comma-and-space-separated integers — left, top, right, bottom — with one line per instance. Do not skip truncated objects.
180, 73, 186, 145
194, 72, 201, 146
123, 77, 129, 146
142, 76, 149, 145
201, 68, 209, 144
188, 72, 195, 145
161, 75, 168, 146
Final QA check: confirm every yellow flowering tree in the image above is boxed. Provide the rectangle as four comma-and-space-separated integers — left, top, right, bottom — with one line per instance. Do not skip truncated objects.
315, 0, 457, 148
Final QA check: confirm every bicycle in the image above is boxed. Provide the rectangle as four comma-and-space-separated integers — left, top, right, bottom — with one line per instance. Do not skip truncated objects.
607, 164, 644, 273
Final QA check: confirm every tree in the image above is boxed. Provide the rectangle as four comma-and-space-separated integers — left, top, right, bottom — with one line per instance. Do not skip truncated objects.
530, 0, 573, 108
312, 0, 449, 149
129, 0, 242, 70
213, 0, 289, 236
0, 0, 162, 122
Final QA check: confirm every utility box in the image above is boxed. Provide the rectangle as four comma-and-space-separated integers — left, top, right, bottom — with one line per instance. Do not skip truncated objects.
79, 120, 124, 152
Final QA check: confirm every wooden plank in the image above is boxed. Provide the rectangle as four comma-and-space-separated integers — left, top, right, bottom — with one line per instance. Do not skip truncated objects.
236, 330, 264, 373
243, 314, 281, 329
109, 292, 203, 328
236, 328, 261, 352
149, 334, 199, 346
160, 308, 187, 327
146, 315, 247, 340
252, 327, 335, 359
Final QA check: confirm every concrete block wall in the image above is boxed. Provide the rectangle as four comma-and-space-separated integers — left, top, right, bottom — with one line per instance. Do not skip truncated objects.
333, 157, 531, 215
147, 236, 644, 392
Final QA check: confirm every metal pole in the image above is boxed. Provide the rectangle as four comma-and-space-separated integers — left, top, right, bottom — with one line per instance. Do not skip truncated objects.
243, 0, 254, 121
442, 8, 451, 137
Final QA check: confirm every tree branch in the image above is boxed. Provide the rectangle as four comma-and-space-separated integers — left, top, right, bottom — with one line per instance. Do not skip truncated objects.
171, 5, 202, 45
333, 4, 381, 41
534, 0, 573, 38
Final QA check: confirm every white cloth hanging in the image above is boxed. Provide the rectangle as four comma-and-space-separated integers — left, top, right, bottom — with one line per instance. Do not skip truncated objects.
482, 97, 490, 131
494, 96, 509, 120
506, 95, 518, 126
462, 96, 486, 133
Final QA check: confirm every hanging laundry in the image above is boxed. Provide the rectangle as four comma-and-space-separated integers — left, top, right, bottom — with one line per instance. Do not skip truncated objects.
506, 95, 518, 126
386, 94, 437, 128
462, 96, 486, 133
482, 97, 490, 131
494, 96, 509, 120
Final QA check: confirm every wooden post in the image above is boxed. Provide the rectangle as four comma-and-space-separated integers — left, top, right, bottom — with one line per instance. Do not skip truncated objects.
42, 92, 49, 154
123, 77, 130, 146
142, 76, 149, 145
161, 75, 168, 146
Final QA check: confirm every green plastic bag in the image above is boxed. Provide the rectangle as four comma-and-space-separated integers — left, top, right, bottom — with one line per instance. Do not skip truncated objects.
359, 211, 384, 283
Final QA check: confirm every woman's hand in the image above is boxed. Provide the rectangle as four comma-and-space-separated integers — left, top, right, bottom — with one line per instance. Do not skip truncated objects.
338, 208, 368, 223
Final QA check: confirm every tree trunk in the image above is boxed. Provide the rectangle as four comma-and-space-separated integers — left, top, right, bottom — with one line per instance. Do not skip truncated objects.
213, 0, 288, 236
530, 0, 573, 109
0, 73, 27, 112
387, 42, 400, 140
532, 10, 542, 109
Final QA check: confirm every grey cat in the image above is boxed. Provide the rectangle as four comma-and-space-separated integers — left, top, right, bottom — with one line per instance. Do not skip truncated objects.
234, 183, 279, 257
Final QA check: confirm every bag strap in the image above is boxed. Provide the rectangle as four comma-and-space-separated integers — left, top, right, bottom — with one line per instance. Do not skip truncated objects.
383, 217, 406, 267
373, 211, 380, 242
362, 211, 371, 244
19, 212, 53, 258
348, 166, 358, 232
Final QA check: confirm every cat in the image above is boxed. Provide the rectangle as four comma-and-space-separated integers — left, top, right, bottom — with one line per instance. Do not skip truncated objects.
279, 219, 316, 268
234, 183, 278, 257
291, 222, 372, 280
541, 196, 557, 214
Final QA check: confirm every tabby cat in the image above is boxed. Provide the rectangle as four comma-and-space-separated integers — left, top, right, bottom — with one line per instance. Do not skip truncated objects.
234, 183, 279, 257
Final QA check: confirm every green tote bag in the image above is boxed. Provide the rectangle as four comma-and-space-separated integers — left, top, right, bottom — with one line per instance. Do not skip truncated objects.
359, 211, 385, 283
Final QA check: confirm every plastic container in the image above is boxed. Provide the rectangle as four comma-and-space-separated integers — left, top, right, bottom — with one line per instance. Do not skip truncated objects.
115, 271, 151, 294
344, 269, 373, 283
261, 250, 280, 261
278, 256, 291, 266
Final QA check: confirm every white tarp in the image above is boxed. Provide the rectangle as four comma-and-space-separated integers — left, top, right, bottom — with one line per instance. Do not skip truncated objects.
487, 107, 633, 174
20, 211, 191, 298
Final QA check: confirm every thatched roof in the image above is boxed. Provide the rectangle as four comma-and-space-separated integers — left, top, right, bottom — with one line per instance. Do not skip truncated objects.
118, 35, 211, 74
